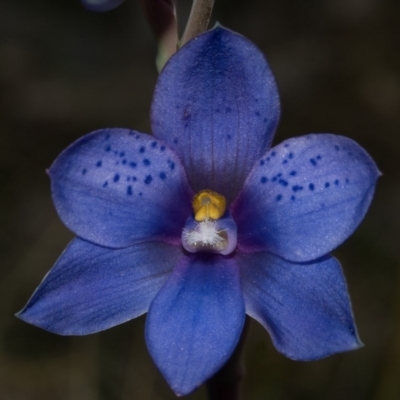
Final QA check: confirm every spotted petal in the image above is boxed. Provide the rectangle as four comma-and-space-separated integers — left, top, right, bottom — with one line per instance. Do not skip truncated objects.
80, 0, 124, 12
232, 134, 379, 262
238, 252, 361, 360
17, 238, 182, 335
50, 128, 192, 248
151, 26, 280, 202
146, 254, 245, 396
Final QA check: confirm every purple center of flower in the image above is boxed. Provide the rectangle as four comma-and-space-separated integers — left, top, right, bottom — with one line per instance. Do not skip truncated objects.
181, 190, 237, 255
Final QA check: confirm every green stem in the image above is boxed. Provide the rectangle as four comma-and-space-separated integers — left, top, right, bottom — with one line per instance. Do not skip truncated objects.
206, 317, 252, 400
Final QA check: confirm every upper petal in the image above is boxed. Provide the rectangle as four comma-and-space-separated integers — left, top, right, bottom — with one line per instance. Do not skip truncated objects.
145, 254, 245, 396
238, 252, 361, 360
151, 26, 280, 202
17, 238, 182, 335
232, 134, 380, 262
50, 128, 193, 248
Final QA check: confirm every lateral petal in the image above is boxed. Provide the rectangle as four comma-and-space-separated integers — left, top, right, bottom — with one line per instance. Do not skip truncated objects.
17, 238, 182, 334
50, 128, 193, 248
238, 252, 361, 360
233, 134, 380, 261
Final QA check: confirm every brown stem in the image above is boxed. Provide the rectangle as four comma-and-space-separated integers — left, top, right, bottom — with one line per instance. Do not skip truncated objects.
180, 0, 214, 47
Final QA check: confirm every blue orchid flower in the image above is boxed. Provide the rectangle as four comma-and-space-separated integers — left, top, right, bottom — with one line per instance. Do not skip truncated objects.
18, 27, 379, 396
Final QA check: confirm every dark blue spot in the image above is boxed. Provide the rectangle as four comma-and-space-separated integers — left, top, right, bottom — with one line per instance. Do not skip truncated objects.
128, 131, 134, 136
291, 196, 296, 201
260, 160, 265, 166
316, 155, 322, 160
278, 179, 288, 186
144, 175, 153, 184
266, 157, 270, 162
346, 178, 349, 183
335, 179, 339, 185
114, 151, 118, 155
159, 172, 166, 180
226, 107, 232, 113
325, 182, 330, 188
173, 138, 178, 144
143, 158, 151, 166
290, 170, 297, 176
276, 194, 282, 201
263, 117, 268, 123
271, 151, 276, 157
138, 192, 143, 196
96, 160, 102, 167
113, 174, 120, 182
127, 186, 133, 195
310, 158, 317, 166
271, 174, 281, 182
215, 108, 220, 113
122, 159, 127, 165
119, 151, 125, 157
135, 135, 140, 139
309, 183, 315, 191
288, 152, 293, 159
227, 134, 231, 140
282, 160, 288, 164
151, 141, 157, 148
335, 145, 340, 151
261, 176, 268, 184
132, 176, 137, 181
105, 133, 110, 140
139, 146, 145, 153
284, 143, 289, 148
255, 111, 261, 116
81, 168, 87, 175
105, 145, 111, 152
292, 185, 303, 192
160, 146, 166, 152
129, 162, 137, 168
169, 162, 175, 170
103, 181, 108, 187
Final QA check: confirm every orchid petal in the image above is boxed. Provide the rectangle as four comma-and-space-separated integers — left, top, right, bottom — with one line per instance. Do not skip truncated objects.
50, 129, 192, 248
232, 134, 379, 262
151, 26, 280, 202
238, 252, 361, 360
146, 254, 245, 396
17, 238, 182, 335
80, 0, 124, 12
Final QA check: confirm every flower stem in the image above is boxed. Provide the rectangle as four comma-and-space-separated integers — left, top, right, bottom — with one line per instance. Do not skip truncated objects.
206, 317, 252, 400
139, 0, 178, 71
180, 0, 214, 47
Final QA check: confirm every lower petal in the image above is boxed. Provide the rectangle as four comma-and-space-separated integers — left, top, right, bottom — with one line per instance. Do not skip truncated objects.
238, 252, 361, 360
17, 238, 182, 335
145, 254, 245, 396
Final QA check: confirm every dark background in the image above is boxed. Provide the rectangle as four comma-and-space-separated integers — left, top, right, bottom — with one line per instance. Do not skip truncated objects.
1, 0, 399, 399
